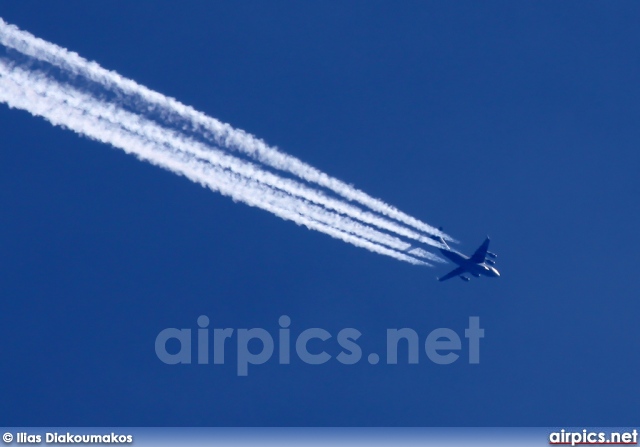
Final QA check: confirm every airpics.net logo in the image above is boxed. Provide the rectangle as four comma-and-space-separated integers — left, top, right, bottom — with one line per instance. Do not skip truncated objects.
154, 316, 484, 376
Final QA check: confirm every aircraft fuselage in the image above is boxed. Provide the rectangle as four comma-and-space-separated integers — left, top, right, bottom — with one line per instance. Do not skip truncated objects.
440, 249, 500, 278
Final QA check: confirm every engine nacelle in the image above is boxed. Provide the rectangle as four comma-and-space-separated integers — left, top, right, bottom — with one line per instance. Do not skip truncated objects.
460, 276, 470, 282
487, 251, 497, 258
485, 259, 495, 266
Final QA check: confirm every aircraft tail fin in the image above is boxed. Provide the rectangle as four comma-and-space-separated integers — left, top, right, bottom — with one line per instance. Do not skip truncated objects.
430, 226, 450, 249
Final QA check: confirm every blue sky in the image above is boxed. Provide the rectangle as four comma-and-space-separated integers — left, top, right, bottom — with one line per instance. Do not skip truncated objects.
1, 2, 639, 426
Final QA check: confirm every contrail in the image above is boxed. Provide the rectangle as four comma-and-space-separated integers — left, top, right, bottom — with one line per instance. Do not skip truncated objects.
0, 17, 453, 243
2, 63, 446, 253
0, 66, 445, 252
0, 18, 450, 265
0, 59, 436, 265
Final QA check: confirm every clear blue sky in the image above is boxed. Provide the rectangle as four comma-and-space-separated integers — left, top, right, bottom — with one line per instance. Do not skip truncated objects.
1, 1, 639, 426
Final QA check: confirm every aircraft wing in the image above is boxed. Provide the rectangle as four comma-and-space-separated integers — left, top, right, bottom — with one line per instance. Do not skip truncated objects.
470, 237, 491, 263
438, 266, 466, 282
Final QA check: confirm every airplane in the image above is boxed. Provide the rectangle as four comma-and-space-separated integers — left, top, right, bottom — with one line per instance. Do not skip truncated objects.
430, 229, 500, 282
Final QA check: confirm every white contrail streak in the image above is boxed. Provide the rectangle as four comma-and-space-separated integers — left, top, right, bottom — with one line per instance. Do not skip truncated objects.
4, 64, 445, 252
0, 17, 453, 243
0, 63, 442, 254
0, 61, 441, 261
0, 59, 434, 265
